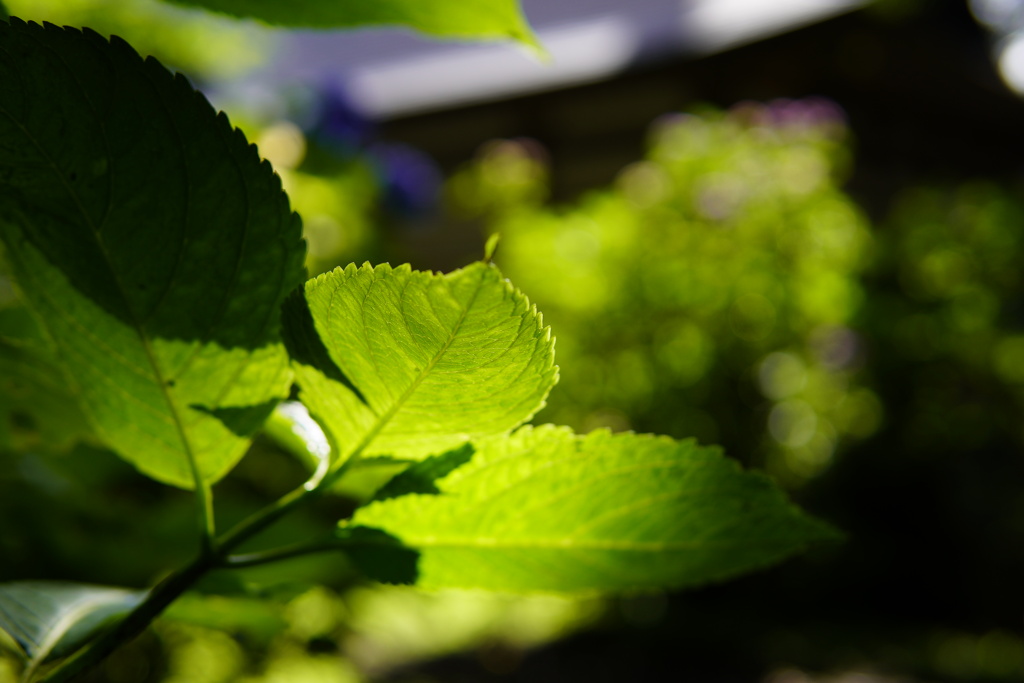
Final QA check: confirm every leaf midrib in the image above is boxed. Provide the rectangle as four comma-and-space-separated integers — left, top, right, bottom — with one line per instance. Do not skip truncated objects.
0, 29, 204, 486
31, 592, 128, 665
341, 535, 810, 552
332, 267, 488, 462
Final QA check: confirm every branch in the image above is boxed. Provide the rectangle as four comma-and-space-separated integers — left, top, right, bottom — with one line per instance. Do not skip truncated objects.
222, 537, 343, 569
36, 423, 374, 683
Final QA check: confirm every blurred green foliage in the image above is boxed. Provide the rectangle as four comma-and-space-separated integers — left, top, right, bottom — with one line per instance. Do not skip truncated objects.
252, 121, 382, 276
868, 181, 1024, 454
447, 101, 879, 485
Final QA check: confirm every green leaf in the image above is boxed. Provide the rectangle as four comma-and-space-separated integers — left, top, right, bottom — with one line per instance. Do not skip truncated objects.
164, 0, 539, 46
340, 426, 840, 594
370, 443, 475, 502
0, 581, 144, 667
283, 262, 557, 466
330, 456, 414, 501
0, 306, 92, 451
0, 21, 306, 487
262, 401, 331, 482
0, 1, 8, 21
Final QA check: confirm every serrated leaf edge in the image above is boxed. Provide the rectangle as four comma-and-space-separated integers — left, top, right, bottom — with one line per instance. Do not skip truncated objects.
301, 261, 557, 467
0, 20, 304, 487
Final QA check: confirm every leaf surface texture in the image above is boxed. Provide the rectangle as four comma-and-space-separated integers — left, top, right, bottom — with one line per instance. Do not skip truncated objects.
0, 20, 306, 487
283, 262, 556, 464
343, 426, 840, 593
0, 581, 144, 666
0, 305, 92, 450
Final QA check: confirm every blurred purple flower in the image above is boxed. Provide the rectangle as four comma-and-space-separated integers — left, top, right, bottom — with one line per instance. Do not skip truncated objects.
729, 97, 847, 136
309, 82, 375, 154
765, 97, 846, 130
368, 142, 442, 218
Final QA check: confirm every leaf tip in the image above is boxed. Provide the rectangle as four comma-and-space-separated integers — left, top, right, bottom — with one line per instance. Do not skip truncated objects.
483, 233, 501, 263
519, 35, 551, 63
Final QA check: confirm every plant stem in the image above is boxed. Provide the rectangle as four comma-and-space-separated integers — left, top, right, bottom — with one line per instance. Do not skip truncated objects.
37, 446, 367, 683
198, 480, 216, 556
37, 487, 304, 683
215, 445, 364, 556
224, 536, 342, 568
215, 483, 314, 555
38, 554, 211, 683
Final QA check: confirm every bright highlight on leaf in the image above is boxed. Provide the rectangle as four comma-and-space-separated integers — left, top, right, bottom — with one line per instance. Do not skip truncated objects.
264, 400, 332, 488
164, 0, 539, 47
0, 20, 306, 488
283, 261, 557, 466
341, 426, 840, 593
0, 582, 145, 670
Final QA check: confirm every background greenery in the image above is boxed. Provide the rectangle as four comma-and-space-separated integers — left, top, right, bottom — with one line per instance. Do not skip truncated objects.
2, 0, 1024, 681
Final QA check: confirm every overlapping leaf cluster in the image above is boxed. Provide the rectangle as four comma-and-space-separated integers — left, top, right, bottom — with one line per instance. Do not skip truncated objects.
0, 14, 836, 682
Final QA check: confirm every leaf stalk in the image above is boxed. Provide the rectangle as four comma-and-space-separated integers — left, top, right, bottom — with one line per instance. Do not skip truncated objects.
223, 536, 343, 569
36, 441, 367, 683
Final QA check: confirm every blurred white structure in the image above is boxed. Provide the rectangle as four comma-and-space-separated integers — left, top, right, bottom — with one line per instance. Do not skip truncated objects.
246, 0, 867, 119
971, 0, 1024, 93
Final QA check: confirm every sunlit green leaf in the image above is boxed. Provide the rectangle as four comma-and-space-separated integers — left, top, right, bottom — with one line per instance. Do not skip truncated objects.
0, 20, 306, 487
0, 581, 145, 668
165, 0, 538, 46
341, 426, 840, 593
330, 456, 415, 501
283, 262, 556, 465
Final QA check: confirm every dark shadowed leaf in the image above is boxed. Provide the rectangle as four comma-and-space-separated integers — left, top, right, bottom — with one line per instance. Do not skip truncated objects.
335, 527, 420, 585
0, 20, 306, 487
0, 306, 91, 451
371, 443, 474, 502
